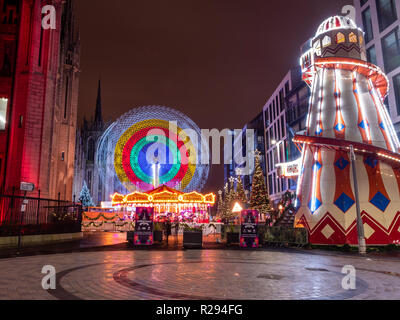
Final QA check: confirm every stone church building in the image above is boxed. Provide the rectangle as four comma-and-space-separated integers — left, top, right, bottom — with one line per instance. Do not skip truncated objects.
73, 81, 109, 206
0, 0, 80, 202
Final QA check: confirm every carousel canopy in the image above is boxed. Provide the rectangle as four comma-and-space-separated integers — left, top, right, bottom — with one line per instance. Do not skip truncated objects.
111, 185, 215, 206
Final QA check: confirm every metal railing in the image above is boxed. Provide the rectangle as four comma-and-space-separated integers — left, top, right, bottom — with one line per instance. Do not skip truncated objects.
0, 193, 82, 236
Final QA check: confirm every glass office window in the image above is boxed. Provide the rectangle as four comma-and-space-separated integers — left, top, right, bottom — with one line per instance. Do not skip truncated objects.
382, 27, 400, 72
376, 0, 397, 32
362, 7, 374, 43
394, 73, 400, 115
0, 98, 8, 130
367, 45, 378, 65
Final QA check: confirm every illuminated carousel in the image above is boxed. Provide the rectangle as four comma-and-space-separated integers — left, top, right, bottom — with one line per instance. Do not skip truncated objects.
83, 106, 215, 229
96, 105, 210, 196
111, 185, 215, 222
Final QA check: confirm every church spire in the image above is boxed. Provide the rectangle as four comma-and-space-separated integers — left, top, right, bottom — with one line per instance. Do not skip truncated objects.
94, 79, 103, 126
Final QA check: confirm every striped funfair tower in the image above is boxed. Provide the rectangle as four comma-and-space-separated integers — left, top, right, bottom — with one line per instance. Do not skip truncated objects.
294, 16, 400, 245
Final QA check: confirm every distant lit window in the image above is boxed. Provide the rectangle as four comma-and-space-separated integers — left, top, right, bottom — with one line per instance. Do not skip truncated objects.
322, 36, 331, 47
367, 46, 378, 65
313, 40, 321, 56
362, 7, 374, 43
336, 32, 346, 44
0, 98, 8, 130
359, 34, 364, 46
349, 32, 358, 43
382, 27, 400, 73
376, 0, 398, 32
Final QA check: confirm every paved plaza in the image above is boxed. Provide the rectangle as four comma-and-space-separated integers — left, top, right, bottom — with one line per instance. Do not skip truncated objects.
0, 247, 399, 300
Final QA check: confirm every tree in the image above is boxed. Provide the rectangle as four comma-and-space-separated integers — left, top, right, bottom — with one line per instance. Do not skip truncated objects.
250, 150, 271, 217
216, 190, 225, 217
236, 175, 247, 204
79, 181, 94, 207
226, 177, 237, 214
220, 179, 237, 223
279, 191, 295, 212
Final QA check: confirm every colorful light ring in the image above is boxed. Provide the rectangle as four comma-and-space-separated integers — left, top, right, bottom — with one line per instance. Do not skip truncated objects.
115, 119, 197, 191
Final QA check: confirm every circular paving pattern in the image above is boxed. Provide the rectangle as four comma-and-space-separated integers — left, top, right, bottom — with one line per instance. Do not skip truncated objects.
0, 250, 399, 300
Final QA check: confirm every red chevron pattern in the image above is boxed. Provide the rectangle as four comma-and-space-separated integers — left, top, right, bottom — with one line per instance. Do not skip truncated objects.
321, 43, 361, 56
296, 211, 400, 245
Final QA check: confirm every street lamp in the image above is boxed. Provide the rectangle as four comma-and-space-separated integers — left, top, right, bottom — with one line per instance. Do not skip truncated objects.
349, 145, 366, 254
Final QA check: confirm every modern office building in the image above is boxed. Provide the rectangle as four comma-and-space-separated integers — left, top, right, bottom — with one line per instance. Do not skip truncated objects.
354, 0, 400, 134
262, 66, 310, 205
284, 69, 311, 193
223, 129, 236, 186
224, 112, 266, 192
225, 65, 311, 207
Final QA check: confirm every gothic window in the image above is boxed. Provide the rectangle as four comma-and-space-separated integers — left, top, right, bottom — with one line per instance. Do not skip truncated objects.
0, 52, 11, 76
64, 76, 69, 119
322, 36, 331, 47
8, 10, 14, 24
38, 27, 44, 66
88, 171, 92, 190
0, 98, 8, 130
87, 138, 95, 162
335, 32, 346, 44
349, 32, 358, 43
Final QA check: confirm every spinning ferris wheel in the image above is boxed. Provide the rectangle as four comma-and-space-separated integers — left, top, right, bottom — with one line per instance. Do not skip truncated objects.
96, 106, 210, 194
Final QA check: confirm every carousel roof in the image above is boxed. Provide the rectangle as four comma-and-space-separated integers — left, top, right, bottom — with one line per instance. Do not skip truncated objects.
111, 186, 215, 205
145, 185, 184, 195
315, 16, 358, 37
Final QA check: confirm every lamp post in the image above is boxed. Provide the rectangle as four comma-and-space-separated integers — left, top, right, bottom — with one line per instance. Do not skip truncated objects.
244, 190, 249, 201
153, 156, 160, 189
349, 145, 366, 254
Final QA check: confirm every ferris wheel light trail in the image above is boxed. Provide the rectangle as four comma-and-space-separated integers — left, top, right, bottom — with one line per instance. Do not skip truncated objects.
96, 106, 209, 194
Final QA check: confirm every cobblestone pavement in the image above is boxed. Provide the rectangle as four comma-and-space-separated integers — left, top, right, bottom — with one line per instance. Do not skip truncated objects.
0, 249, 399, 300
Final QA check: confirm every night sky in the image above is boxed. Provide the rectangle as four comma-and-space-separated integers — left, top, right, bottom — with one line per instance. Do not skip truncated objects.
75, 0, 351, 193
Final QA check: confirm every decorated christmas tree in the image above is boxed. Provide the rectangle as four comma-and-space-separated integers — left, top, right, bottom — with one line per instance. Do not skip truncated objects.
216, 190, 225, 218
250, 150, 271, 216
79, 181, 94, 207
226, 177, 237, 214
220, 179, 236, 223
235, 174, 247, 204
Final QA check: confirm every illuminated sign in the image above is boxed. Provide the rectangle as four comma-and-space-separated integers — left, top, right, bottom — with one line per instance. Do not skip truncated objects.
20, 182, 35, 192
232, 202, 243, 213
276, 158, 302, 178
